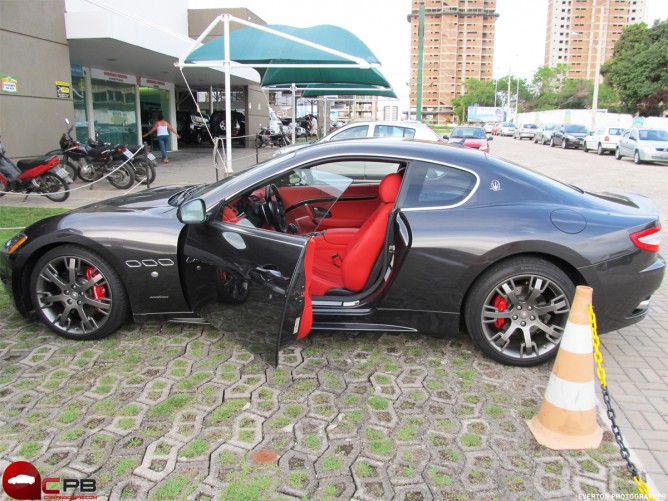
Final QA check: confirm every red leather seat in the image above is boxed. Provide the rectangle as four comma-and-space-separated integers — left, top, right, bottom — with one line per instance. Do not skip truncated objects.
311, 173, 402, 296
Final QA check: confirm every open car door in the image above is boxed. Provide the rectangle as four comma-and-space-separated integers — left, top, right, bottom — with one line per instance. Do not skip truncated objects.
181, 218, 315, 366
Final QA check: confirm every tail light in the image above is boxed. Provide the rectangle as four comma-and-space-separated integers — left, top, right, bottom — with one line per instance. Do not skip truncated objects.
604, 135, 609, 141
631, 225, 661, 252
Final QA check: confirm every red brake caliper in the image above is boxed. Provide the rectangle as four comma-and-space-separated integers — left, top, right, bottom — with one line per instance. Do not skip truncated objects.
493, 295, 507, 329
86, 267, 106, 308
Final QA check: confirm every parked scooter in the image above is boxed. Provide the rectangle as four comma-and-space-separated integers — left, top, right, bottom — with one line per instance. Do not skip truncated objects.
255, 125, 289, 148
0, 135, 72, 202
114, 143, 157, 185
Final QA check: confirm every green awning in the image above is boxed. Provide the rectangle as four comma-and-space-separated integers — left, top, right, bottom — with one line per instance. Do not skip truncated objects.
186, 24, 392, 88
301, 84, 398, 98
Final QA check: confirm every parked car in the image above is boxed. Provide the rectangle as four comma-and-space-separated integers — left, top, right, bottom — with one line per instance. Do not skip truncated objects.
583, 127, 624, 155
550, 124, 589, 149
497, 122, 517, 137
533, 123, 560, 145
513, 124, 538, 140
176, 111, 210, 145
274, 120, 443, 156
483, 122, 496, 134
209, 110, 246, 145
615, 128, 668, 164
446, 126, 492, 152
1, 140, 663, 367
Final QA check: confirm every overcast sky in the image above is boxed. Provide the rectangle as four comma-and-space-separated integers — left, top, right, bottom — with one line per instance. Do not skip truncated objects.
188, 0, 668, 107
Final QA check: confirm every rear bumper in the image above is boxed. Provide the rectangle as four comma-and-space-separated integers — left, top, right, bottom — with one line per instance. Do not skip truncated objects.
584, 254, 665, 333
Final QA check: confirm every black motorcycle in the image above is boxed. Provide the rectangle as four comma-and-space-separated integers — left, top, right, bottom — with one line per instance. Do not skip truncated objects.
255, 125, 288, 148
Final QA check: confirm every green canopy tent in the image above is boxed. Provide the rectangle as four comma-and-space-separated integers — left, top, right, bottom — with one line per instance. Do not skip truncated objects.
177, 14, 393, 171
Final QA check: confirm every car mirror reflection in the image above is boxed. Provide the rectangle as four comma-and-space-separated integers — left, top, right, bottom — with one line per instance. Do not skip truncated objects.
178, 199, 206, 224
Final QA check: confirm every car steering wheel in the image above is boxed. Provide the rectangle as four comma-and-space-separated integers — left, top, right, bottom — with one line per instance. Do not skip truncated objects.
264, 184, 287, 232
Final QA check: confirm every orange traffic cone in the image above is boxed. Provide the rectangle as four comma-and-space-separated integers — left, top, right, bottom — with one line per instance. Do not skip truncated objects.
527, 285, 603, 450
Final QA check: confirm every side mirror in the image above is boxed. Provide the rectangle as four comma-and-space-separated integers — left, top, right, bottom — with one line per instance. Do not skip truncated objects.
487, 136, 494, 141
442, 134, 449, 139
178, 199, 206, 224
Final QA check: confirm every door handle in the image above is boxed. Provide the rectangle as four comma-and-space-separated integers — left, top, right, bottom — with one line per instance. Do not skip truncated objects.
312, 207, 331, 218
255, 265, 284, 279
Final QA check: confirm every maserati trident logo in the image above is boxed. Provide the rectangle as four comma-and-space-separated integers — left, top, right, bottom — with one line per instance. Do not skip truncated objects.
490, 180, 502, 192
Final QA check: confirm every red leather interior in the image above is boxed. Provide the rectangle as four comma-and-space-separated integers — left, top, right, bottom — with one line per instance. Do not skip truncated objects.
296, 237, 315, 339
310, 173, 402, 295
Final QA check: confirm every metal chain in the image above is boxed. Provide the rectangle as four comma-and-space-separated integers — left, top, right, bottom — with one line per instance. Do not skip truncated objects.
589, 305, 656, 500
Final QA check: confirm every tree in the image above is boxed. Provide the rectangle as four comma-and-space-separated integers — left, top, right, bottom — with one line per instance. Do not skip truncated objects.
451, 78, 496, 122
601, 20, 668, 115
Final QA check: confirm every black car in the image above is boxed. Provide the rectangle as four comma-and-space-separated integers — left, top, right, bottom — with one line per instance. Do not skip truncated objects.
1, 141, 664, 366
176, 111, 210, 145
550, 124, 589, 149
209, 110, 246, 145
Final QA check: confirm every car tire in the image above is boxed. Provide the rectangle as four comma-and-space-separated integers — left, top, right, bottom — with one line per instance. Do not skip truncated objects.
561, 139, 567, 149
541, 136, 546, 145
30, 245, 129, 340
634, 150, 643, 164
597, 144, 604, 155
583, 143, 589, 153
464, 257, 575, 366
615, 148, 622, 160
550, 137, 555, 147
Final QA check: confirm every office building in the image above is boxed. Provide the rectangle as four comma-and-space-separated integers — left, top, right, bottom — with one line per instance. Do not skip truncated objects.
544, 0, 647, 81
408, 0, 499, 124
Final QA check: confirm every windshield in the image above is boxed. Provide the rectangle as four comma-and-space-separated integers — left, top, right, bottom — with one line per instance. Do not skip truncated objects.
639, 129, 668, 141
564, 125, 588, 133
451, 127, 486, 139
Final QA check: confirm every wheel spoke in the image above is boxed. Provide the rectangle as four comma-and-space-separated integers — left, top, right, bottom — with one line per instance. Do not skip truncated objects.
534, 293, 570, 316
40, 263, 69, 291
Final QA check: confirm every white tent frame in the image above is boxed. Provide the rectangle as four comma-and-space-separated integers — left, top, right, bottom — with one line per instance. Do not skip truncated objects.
176, 14, 388, 173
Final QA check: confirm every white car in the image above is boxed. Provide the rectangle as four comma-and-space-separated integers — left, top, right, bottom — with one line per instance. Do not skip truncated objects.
615, 128, 668, 164
497, 122, 517, 137
274, 120, 444, 156
583, 127, 624, 155
8, 474, 36, 485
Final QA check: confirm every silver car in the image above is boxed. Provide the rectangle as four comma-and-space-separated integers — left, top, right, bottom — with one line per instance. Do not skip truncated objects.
274, 120, 444, 156
513, 123, 537, 140
533, 123, 560, 145
615, 128, 668, 164
583, 126, 624, 155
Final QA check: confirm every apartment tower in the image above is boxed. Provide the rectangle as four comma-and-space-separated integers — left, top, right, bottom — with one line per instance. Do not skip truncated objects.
544, 0, 646, 81
408, 0, 499, 124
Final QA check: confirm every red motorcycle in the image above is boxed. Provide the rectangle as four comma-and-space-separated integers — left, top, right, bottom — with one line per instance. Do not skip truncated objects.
0, 136, 72, 202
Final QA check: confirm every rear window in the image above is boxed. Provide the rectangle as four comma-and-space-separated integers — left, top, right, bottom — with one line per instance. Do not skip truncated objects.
373, 125, 416, 139
402, 161, 477, 209
608, 128, 623, 136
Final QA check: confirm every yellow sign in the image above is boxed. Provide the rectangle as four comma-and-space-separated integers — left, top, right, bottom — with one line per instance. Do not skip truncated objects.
56, 80, 71, 99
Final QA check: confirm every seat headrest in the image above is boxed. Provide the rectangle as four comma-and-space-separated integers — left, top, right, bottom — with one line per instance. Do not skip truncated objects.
379, 173, 402, 204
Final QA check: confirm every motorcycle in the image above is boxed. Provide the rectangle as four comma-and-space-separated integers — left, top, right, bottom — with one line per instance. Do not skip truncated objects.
255, 125, 289, 148
0, 135, 72, 202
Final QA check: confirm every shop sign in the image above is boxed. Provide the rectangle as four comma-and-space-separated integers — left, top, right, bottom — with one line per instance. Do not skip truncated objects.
91, 68, 135, 84
1, 75, 18, 93
56, 80, 71, 99
139, 76, 169, 89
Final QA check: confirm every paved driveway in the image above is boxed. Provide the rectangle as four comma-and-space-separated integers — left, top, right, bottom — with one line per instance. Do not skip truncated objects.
0, 139, 665, 499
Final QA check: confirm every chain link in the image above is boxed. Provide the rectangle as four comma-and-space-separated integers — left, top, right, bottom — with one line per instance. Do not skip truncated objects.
589, 305, 656, 500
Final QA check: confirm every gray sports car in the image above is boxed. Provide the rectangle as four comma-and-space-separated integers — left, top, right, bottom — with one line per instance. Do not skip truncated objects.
1, 140, 664, 366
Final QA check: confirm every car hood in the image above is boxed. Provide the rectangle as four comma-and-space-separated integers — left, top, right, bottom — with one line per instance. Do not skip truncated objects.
75, 185, 188, 214
450, 138, 486, 148
567, 132, 588, 138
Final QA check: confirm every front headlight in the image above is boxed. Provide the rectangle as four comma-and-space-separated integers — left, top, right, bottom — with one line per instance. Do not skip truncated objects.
4, 233, 28, 255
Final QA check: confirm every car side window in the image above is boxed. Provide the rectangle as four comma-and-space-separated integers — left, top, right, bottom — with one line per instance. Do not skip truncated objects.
401, 161, 477, 209
329, 126, 369, 141
373, 126, 416, 139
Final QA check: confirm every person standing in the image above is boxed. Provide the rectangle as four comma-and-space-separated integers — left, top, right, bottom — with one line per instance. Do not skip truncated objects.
309, 115, 319, 140
143, 113, 180, 163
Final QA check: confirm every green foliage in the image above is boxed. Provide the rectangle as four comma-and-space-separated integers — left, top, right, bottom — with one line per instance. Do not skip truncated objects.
601, 20, 668, 115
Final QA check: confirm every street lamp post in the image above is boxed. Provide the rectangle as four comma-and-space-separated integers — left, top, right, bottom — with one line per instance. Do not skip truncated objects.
591, 6, 605, 131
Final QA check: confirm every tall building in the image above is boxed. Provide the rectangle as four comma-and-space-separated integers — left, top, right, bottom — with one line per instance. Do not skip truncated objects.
408, 0, 499, 124
544, 0, 647, 81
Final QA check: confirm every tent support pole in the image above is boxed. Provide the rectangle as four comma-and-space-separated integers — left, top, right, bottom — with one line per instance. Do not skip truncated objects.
224, 13, 232, 175
291, 83, 296, 145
